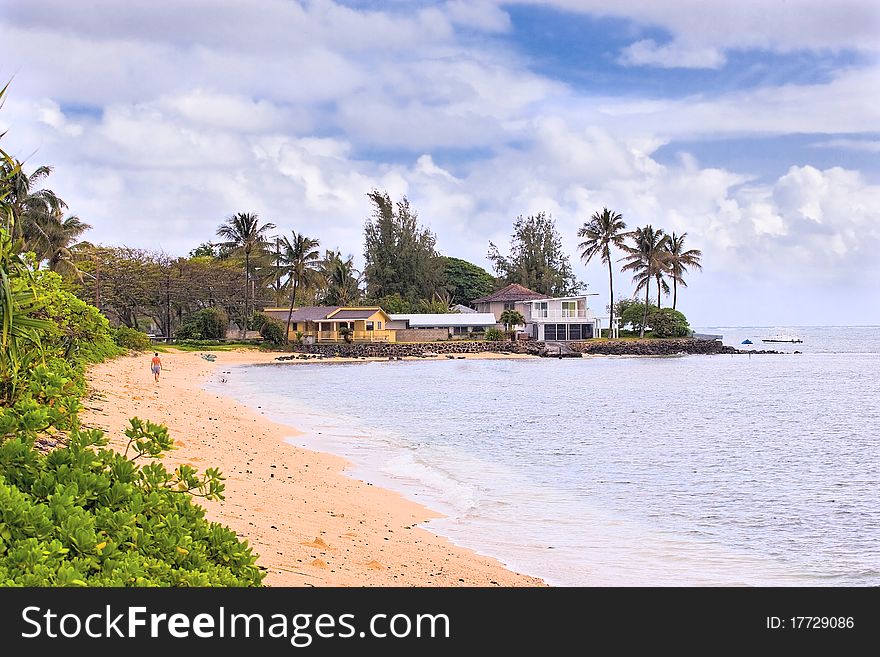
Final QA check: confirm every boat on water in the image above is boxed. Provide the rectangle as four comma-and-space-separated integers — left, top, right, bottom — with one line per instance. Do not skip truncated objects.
741, 339, 753, 345
761, 332, 803, 343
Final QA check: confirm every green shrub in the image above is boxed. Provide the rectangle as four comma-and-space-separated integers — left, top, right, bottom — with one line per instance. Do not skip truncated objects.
113, 326, 152, 351
0, 417, 263, 586
484, 328, 505, 341
260, 319, 286, 345
248, 312, 268, 331
175, 307, 229, 340
649, 308, 690, 338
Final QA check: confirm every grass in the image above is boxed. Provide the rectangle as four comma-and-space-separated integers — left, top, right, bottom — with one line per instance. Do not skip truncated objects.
153, 341, 263, 353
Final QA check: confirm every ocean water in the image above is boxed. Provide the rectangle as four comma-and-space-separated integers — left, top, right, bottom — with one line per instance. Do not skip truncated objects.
208, 326, 880, 586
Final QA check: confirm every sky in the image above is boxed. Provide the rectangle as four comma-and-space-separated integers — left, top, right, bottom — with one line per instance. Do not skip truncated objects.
1, 0, 879, 326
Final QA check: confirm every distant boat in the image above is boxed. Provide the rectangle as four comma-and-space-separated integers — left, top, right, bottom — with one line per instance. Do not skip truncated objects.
741, 339, 753, 345
761, 332, 803, 343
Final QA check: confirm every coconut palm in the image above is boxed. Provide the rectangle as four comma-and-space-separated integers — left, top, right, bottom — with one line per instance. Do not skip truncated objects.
1, 160, 69, 247
621, 225, 669, 337
215, 212, 276, 320
31, 215, 91, 279
499, 309, 525, 338
278, 231, 322, 341
577, 208, 628, 338
666, 232, 702, 310
321, 250, 361, 306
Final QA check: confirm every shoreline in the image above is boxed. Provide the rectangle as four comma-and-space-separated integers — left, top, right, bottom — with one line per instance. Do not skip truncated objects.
81, 349, 545, 587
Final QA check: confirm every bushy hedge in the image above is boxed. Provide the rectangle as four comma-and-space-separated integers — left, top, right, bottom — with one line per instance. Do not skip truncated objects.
175, 307, 229, 340
259, 319, 286, 345
484, 328, 505, 341
113, 325, 152, 351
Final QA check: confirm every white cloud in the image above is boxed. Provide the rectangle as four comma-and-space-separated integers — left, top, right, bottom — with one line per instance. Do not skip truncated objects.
618, 39, 726, 69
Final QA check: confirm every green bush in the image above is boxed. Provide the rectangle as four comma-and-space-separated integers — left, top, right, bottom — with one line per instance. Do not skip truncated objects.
175, 307, 229, 340
484, 328, 505, 341
260, 319, 286, 345
113, 326, 152, 351
649, 308, 690, 338
0, 417, 263, 586
248, 312, 268, 332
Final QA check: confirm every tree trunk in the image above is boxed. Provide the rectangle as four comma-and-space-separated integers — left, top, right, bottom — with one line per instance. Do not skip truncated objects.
607, 257, 614, 340
673, 278, 678, 310
640, 274, 650, 338
245, 252, 250, 322
284, 279, 299, 344
657, 274, 661, 308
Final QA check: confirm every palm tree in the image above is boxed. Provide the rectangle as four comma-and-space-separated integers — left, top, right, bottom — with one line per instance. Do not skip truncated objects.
666, 232, 702, 310
215, 212, 276, 320
577, 208, 628, 339
278, 231, 321, 341
499, 309, 525, 338
621, 225, 669, 337
1, 161, 69, 249
321, 250, 361, 306
33, 215, 92, 279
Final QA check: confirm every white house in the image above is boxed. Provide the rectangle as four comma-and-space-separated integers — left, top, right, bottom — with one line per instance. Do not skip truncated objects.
387, 313, 498, 339
472, 283, 600, 341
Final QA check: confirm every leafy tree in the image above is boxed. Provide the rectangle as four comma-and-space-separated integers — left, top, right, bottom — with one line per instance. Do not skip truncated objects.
188, 242, 220, 259
259, 318, 286, 345
363, 190, 442, 303
276, 231, 321, 341
438, 256, 494, 307
215, 212, 276, 320
373, 293, 411, 314
577, 208, 628, 339
618, 301, 659, 334
649, 307, 690, 338
0, 160, 67, 246
488, 212, 581, 296
112, 325, 152, 350
666, 232, 703, 310
42, 215, 91, 279
621, 226, 669, 337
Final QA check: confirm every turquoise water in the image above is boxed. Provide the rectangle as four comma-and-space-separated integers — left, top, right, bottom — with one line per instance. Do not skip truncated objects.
209, 327, 880, 586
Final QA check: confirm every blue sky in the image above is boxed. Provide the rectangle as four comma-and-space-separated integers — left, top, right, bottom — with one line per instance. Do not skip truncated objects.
1, 0, 879, 325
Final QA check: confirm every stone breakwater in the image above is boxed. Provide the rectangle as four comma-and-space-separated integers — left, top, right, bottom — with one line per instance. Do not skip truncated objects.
569, 339, 782, 356
278, 341, 540, 358
275, 338, 782, 359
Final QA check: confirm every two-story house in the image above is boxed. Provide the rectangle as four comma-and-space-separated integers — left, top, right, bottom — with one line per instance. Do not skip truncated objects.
472, 283, 599, 341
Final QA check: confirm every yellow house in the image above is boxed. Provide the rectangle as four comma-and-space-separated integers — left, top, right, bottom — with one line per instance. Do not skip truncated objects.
262, 306, 396, 343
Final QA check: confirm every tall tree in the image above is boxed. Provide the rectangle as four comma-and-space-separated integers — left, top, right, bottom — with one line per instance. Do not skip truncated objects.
363, 190, 442, 303
41, 215, 92, 280
577, 207, 628, 339
439, 256, 495, 307
215, 212, 276, 321
488, 212, 581, 297
666, 232, 703, 310
277, 231, 322, 341
620, 225, 669, 337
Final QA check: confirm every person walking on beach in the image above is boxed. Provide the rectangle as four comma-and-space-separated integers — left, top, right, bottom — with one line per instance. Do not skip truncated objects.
150, 352, 162, 382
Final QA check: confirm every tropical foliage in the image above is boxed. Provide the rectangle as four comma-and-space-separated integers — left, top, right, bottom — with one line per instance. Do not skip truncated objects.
215, 212, 276, 320
439, 256, 494, 307
665, 232, 702, 310
363, 190, 443, 304
489, 212, 581, 297
620, 225, 669, 337
578, 208, 628, 337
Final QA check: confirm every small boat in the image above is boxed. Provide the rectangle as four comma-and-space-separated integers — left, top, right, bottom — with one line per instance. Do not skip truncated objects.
761, 332, 803, 343
741, 339, 753, 345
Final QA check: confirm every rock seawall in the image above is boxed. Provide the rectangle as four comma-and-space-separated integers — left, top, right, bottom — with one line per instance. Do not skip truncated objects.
275, 338, 781, 358
569, 338, 781, 356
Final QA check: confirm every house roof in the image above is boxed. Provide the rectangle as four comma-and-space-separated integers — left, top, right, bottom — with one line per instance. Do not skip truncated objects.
471, 283, 548, 304
452, 304, 478, 314
262, 306, 339, 322
327, 308, 385, 321
389, 313, 498, 328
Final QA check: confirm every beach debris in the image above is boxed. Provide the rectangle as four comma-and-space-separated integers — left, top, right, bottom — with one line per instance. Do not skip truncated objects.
366, 560, 385, 570
301, 536, 331, 549
310, 558, 328, 569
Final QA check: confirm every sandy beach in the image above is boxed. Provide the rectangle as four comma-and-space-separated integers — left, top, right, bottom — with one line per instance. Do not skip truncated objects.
81, 349, 544, 587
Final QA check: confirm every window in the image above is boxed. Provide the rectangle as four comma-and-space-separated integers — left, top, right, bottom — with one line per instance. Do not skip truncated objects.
544, 324, 557, 340
377, 321, 382, 330
582, 324, 593, 339
561, 301, 577, 318
366, 321, 374, 331
569, 324, 582, 341
292, 323, 298, 331
503, 302, 516, 310
535, 301, 548, 318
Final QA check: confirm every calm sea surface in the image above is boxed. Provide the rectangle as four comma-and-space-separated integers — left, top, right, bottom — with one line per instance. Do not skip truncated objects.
209, 326, 880, 585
